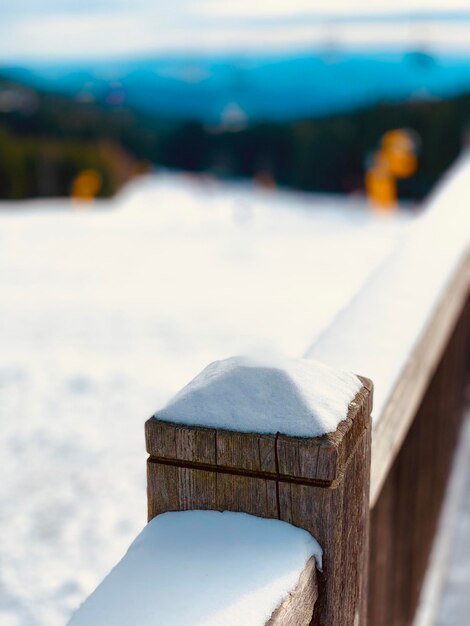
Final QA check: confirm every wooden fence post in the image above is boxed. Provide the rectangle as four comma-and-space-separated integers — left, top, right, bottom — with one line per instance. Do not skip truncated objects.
146, 372, 373, 625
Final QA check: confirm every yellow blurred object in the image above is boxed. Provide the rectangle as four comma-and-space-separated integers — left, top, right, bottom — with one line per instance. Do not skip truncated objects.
365, 128, 418, 210
384, 148, 417, 178
71, 169, 102, 202
381, 129, 417, 179
365, 165, 397, 211
381, 129, 414, 153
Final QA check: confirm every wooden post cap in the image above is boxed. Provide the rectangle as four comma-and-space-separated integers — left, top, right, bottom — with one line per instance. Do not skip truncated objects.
146, 357, 372, 487
146, 358, 373, 625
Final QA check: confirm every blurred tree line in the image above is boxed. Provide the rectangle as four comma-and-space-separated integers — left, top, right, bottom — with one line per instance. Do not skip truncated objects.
0, 127, 134, 198
0, 75, 469, 200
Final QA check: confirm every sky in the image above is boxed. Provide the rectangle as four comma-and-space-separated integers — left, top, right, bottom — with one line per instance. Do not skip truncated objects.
1, 1, 470, 61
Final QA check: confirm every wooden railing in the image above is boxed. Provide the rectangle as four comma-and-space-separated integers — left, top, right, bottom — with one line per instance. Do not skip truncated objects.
69, 155, 470, 626
306, 154, 470, 623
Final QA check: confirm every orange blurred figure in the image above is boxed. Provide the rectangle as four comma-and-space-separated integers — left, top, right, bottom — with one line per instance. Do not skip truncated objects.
365, 158, 397, 211
366, 128, 418, 211
381, 129, 418, 178
385, 149, 417, 179
381, 129, 414, 152
71, 169, 102, 203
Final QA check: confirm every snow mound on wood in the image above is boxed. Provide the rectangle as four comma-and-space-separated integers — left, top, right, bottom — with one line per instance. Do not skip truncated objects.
68, 510, 321, 626
156, 356, 362, 437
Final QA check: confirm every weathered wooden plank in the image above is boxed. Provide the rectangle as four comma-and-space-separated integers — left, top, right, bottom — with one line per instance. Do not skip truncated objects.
146, 417, 280, 521
146, 418, 278, 474
215, 472, 279, 518
368, 295, 469, 625
216, 428, 277, 473
147, 462, 217, 519
279, 426, 371, 626
145, 419, 216, 464
147, 460, 280, 520
266, 556, 318, 626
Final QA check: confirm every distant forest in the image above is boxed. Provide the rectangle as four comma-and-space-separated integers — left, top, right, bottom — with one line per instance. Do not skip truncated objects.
0, 75, 469, 200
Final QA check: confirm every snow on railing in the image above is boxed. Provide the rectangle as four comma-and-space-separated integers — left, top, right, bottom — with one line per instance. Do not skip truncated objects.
306, 153, 470, 504
307, 152, 470, 424
68, 155, 470, 626
68, 511, 321, 626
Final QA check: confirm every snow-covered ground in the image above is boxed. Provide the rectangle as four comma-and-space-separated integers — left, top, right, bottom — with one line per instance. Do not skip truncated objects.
0, 174, 413, 626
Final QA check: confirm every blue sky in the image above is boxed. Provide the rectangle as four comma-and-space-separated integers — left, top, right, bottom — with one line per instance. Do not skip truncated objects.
1, 1, 469, 61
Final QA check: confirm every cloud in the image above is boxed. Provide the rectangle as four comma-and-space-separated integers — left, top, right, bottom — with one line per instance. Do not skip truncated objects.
198, 0, 470, 18
0, 1, 469, 62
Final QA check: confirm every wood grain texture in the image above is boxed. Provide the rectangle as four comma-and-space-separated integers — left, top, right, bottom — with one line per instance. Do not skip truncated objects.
266, 556, 318, 626
371, 250, 470, 506
279, 426, 371, 626
146, 418, 217, 464
146, 419, 277, 474
277, 377, 372, 485
147, 459, 279, 519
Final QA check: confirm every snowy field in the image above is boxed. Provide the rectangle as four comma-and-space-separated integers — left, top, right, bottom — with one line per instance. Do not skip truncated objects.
0, 174, 413, 626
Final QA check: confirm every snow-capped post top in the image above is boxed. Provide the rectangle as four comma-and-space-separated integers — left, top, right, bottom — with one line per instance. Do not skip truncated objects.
146, 358, 373, 624
155, 356, 364, 438
147, 355, 372, 487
